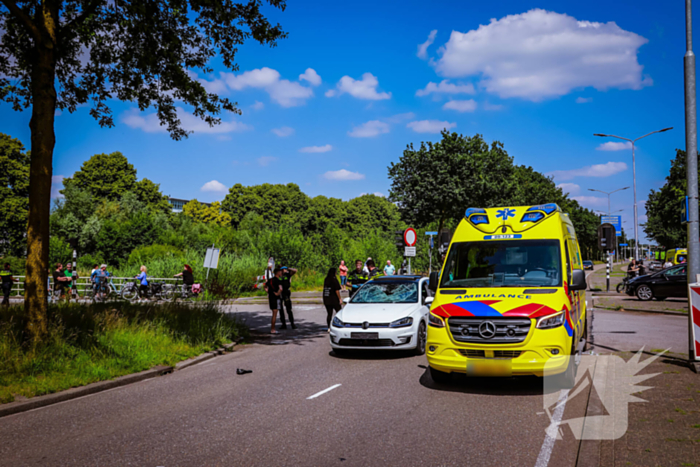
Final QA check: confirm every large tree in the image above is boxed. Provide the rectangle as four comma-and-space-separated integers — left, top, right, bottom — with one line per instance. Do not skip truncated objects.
388, 131, 515, 235
0, 0, 286, 342
0, 133, 30, 256
222, 183, 309, 228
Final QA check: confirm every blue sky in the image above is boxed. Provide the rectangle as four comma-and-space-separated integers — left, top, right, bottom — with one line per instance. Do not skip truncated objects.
1, 0, 694, 242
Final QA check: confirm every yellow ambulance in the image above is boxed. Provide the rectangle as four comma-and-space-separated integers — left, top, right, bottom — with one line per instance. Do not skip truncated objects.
426, 204, 588, 386
665, 248, 687, 265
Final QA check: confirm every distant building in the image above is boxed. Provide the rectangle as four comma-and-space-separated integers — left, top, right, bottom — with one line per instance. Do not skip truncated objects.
168, 198, 211, 213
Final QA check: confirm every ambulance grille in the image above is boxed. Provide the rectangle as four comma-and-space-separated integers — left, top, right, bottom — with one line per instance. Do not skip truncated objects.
456, 349, 523, 359
448, 317, 531, 344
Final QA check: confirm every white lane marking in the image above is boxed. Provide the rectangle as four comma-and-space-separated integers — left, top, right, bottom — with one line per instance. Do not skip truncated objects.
306, 384, 341, 400
534, 389, 570, 467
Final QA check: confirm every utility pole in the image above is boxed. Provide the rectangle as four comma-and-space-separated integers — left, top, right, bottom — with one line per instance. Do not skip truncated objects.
685, 0, 700, 371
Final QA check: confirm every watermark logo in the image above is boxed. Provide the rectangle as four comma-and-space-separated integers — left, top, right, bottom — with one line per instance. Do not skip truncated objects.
541, 349, 664, 440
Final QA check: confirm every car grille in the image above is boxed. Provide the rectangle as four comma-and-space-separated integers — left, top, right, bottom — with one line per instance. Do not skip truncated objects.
341, 323, 391, 328
456, 349, 522, 359
337, 339, 395, 347
448, 317, 531, 344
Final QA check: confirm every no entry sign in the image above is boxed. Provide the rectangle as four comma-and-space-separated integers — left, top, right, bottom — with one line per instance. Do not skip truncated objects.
403, 228, 417, 247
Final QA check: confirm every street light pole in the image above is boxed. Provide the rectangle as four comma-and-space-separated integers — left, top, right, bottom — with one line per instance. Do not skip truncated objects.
594, 129, 673, 261
685, 0, 700, 368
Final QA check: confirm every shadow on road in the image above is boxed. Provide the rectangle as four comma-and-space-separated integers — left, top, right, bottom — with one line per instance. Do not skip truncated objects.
327, 349, 419, 361
229, 309, 327, 346
417, 365, 560, 396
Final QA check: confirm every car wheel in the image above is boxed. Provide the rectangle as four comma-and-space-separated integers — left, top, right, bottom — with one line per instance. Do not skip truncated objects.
429, 366, 451, 384
636, 285, 653, 301
653, 296, 667, 301
414, 321, 427, 356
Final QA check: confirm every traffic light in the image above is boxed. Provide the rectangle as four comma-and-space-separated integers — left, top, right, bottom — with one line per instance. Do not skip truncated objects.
395, 230, 406, 249
598, 223, 615, 251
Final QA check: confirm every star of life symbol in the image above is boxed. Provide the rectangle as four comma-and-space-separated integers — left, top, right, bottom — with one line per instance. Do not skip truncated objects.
541, 348, 664, 440
496, 208, 515, 220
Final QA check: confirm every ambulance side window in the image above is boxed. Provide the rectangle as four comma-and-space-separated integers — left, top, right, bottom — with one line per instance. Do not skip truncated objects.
564, 240, 572, 283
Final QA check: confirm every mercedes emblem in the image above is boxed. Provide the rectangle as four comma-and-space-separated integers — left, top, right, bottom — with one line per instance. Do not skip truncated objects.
478, 321, 497, 339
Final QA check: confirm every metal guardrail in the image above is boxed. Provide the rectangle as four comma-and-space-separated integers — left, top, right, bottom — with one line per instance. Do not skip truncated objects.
8, 276, 181, 302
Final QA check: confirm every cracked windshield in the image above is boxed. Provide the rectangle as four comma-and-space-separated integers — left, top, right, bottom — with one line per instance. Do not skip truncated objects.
352, 282, 418, 304
440, 240, 562, 288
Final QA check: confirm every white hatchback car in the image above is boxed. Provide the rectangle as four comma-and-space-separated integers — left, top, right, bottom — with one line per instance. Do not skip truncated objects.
330, 275, 431, 355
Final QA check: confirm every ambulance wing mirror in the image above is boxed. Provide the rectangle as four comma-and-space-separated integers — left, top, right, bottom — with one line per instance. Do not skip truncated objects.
570, 269, 587, 291
429, 271, 439, 292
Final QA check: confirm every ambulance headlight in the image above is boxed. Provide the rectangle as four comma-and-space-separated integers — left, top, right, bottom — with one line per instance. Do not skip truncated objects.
428, 312, 445, 328
536, 311, 565, 329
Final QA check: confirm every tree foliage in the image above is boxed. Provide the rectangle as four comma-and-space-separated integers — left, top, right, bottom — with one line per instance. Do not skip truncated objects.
183, 200, 232, 226
644, 149, 694, 249
0, 133, 29, 256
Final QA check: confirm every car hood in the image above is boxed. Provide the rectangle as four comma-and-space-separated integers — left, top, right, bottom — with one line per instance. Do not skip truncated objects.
629, 274, 652, 283
338, 303, 420, 323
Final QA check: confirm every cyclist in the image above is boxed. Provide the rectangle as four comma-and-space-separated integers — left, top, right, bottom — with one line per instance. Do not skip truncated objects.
135, 265, 149, 299
1, 263, 19, 306
174, 264, 195, 296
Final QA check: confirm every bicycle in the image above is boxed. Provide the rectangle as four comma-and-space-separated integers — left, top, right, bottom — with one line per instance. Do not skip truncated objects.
122, 281, 168, 301
163, 279, 200, 302
91, 279, 115, 302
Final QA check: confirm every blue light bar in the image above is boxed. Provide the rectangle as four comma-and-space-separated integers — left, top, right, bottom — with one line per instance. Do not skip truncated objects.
470, 215, 489, 225
465, 207, 486, 217
521, 212, 545, 223
526, 203, 559, 215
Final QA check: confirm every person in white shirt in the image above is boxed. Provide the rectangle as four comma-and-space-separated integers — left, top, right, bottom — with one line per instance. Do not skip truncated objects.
663, 260, 673, 269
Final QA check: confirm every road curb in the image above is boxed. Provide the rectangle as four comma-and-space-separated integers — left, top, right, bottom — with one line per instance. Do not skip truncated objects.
591, 298, 687, 317
0, 365, 172, 418
0, 342, 239, 419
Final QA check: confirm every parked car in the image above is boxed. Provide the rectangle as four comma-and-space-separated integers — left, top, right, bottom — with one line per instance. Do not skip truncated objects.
330, 275, 430, 355
582, 260, 594, 270
625, 264, 688, 301
647, 261, 663, 271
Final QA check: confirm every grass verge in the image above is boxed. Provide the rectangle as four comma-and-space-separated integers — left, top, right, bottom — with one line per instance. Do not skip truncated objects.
0, 301, 248, 404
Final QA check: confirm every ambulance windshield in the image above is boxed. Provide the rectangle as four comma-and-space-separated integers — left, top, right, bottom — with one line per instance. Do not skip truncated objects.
440, 240, 562, 288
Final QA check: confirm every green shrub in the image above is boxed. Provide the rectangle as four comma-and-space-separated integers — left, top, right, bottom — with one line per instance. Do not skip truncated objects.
127, 244, 183, 266
49, 236, 73, 267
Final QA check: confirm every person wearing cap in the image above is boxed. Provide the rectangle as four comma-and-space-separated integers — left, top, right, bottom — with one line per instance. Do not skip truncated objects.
278, 266, 297, 329
1, 263, 19, 306
94, 264, 111, 299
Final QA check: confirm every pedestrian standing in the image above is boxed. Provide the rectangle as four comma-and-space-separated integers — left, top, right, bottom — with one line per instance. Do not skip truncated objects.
338, 260, 348, 291
278, 266, 297, 330
136, 265, 149, 298
95, 264, 110, 299
264, 267, 283, 334
362, 257, 372, 275
52, 263, 70, 301
264, 257, 275, 281
383, 260, 395, 276
1, 263, 19, 306
323, 268, 342, 331
663, 259, 673, 269
347, 259, 368, 298
64, 263, 79, 301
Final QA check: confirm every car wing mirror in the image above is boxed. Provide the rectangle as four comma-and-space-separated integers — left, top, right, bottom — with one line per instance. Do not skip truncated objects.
343, 297, 350, 304
569, 269, 587, 291
429, 271, 439, 292
424, 296, 434, 306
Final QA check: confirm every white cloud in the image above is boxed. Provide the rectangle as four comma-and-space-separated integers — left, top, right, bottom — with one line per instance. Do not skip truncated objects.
257, 156, 277, 167
122, 108, 253, 134
416, 80, 475, 97
198, 67, 315, 107
443, 99, 477, 112
299, 144, 332, 153
348, 120, 391, 138
548, 161, 628, 181
299, 68, 322, 86
52, 175, 64, 184
572, 195, 608, 207
557, 182, 581, 195
251, 101, 265, 110
417, 30, 438, 59
323, 169, 365, 181
201, 180, 228, 193
51, 175, 65, 198
596, 141, 633, 151
328, 73, 391, 100
407, 120, 457, 134
434, 9, 652, 100
385, 112, 416, 123
576, 97, 593, 104
271, 126, 295, 137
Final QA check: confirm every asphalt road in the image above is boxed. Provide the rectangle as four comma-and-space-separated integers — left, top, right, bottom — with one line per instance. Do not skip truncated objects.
0, 301, 689, 467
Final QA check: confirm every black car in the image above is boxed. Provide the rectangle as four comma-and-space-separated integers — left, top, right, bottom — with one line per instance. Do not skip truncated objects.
625, 264, 687, 301
582, 260, 594, 270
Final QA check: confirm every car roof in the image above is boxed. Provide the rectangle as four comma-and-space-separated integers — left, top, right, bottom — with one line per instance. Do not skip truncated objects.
371, 275, 425, 282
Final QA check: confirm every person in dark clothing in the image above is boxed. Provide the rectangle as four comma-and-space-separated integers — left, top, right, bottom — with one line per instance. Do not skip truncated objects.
174, 264, 195, 294
347, 259, 369, 298
1, 263, 19, 306
366, 259, 382, 279
264, 267, 283, 334
52, 263, 70, 300
278, 266, 297, 330
627, 259, 639, 278
322, 268, 342, 330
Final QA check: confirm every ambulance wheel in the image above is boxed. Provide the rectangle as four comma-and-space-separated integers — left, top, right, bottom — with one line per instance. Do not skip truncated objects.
429, 366, 451, 384
554, 352, 577, 389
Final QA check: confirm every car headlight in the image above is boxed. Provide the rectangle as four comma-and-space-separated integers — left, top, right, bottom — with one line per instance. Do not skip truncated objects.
390, 317, 413, 328
332, 316, 344, 328
536, 311, 565, 329
428, 312, 445, 328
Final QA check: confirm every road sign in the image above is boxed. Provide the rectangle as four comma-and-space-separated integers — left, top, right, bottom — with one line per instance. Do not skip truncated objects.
601, 215, 621, 234
204, 247, 220, 269
688, 284, 700, 361
682, 196, 689, 224
404, 228, 417, 247
429, 236, 434, 249
425, 231, 438, 235
619, 243, 628, 246
404, 246, 416, 257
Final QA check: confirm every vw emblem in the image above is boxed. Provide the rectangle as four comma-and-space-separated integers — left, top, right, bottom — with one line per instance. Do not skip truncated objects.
362, 321, 370, 330
478, 321, 497, 339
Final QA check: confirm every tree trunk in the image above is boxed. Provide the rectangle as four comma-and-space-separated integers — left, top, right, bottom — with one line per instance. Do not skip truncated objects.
24, 38, 58, 343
